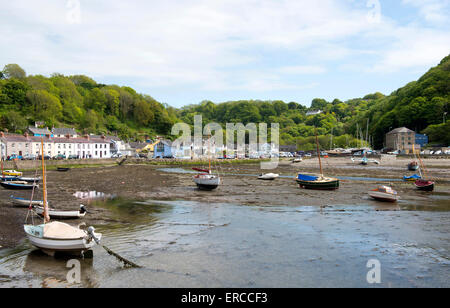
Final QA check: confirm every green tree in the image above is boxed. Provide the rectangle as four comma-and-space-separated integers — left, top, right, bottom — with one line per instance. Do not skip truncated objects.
26, 89, 62, 123
2, 64, 26, 79
1, 110, 27, 132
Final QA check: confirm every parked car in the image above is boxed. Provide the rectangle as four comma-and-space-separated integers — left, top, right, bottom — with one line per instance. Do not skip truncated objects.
68, 154, 79, 159
23, 154, 37, 160
111, 152, 123, 158
8, 154, 23, 160
38, 154, 51, 160
53, 154, 66, 160
434, 150, 442, 155
304, 153, 312, 158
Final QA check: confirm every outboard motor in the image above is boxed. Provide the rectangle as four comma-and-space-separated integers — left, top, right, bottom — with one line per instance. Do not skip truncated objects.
87, 226, 101, 244
79, 204, 87, 214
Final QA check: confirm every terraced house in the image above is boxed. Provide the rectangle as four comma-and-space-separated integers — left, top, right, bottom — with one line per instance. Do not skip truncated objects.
0, 131, 112, 159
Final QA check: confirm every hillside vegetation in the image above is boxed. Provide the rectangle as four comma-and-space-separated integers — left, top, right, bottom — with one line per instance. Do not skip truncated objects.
1, 55, 448, 149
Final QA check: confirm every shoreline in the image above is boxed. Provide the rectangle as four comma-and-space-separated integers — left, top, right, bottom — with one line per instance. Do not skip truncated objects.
1, 157, 449, 250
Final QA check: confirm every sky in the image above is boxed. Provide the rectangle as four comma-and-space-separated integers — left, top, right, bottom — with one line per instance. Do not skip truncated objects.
1, 0, 449, 108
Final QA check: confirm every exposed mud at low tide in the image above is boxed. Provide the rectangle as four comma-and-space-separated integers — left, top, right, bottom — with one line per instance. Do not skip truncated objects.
0, 158, 449, 287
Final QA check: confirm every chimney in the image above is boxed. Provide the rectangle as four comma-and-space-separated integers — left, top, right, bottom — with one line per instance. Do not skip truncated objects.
66, 134, 70, 139
0, 132, 4, 138
24, 132, 29, 138
84, 135, 90, 140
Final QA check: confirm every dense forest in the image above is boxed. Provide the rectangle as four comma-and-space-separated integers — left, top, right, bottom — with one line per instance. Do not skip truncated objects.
0, 64, 178, 140
0, 54, 448, 150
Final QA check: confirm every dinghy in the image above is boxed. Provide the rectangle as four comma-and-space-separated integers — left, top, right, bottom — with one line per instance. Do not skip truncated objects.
34, 205, 87, 219
2, 176, 41, 183
10, 195, 47, 207
0, 181, 38, 190
296, 132, 339, 190
24, 222, 101, 257
2, 170, 23, 177
408, 161, 419, 171
414, 179, 434, 192
258, 173, 279, 180
57, 167, 70, 172
292, 158, 302, 163
368, 186, 398, 202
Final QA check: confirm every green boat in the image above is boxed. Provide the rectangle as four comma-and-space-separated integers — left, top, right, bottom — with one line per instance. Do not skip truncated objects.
296, 174, 340, 190
296, 132, 340, 190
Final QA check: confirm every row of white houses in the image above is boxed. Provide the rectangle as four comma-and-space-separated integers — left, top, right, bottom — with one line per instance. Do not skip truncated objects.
0, 132, 111, 159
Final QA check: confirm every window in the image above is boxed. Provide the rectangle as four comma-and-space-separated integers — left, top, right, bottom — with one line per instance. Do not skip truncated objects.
95, 151, 97, 155
95, 144, 98, 149
11, 143, 15, 147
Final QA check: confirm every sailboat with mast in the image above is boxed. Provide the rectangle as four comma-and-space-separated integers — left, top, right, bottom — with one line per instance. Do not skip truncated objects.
413, 145, 435, 191
296, 132, 340, 190
192, 135, 221, 190
23, 138, 101, 256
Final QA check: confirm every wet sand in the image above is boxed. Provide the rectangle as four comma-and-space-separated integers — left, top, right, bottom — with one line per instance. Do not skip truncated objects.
0, 157, 449, 287
0, 157, 449, 249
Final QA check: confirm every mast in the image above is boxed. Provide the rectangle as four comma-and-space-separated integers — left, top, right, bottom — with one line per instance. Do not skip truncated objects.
41, 138, 50, 223
315, 130, 323, 177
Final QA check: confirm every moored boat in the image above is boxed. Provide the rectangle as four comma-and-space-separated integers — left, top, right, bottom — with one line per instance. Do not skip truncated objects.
2, 170, 23, 177
296, 174, 340, 190
24, 222, 101, 257
193, 172, 220, 190
296, 131, 339, 190
408, 161, 419, 171
414, 179, 434, 191
368, 186, 398, 202
57, 167, 70, 172
34, 205, 87, 219
258, 173, 279, 180
10, 195, 47, 207
0, 181, 38, 190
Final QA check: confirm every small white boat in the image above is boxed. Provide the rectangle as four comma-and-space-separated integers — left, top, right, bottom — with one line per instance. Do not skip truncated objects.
10, 195, 47, 207
34, 204, 87, 219
258, 173, 279, 180
24, 221, 101, 256
368, 186, 398, 202
193, 173, 220, 190
292, 158, 302, 163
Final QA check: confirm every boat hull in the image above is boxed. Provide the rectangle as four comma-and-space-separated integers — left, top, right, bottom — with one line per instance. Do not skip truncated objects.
258, 173, 279, 180
193, 175, 220, 190
296, 178, 340, 190
0, 181, 38, 190
11, 196, 46, 207
57, 168, 70, 172
414, 180, 434, 191
368, 191, 398, 202
24, 225, 100, 257
34, 207, 86, 219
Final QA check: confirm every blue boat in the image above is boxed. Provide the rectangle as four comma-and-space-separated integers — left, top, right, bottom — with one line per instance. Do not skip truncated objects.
403, 174, 422, 182
0, 181, 38, 190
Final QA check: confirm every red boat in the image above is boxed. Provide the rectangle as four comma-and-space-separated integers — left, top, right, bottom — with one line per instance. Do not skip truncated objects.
414, 179, 434, 191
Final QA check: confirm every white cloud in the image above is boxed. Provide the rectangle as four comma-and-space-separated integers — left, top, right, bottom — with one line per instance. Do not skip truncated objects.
278, 66, 326, 75
402, 0, 450, 24
0, 0, 449, 104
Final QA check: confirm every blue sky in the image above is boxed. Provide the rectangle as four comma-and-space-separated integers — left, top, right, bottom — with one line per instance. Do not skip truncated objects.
1, 0, 449, 108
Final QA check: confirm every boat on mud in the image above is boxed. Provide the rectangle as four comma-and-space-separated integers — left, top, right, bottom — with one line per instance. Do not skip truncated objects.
0, 181, 38, 190
258, 173, 279, 180
34, 205, 87, 220
296, 132, 339, 190
368, 185, 398, 202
